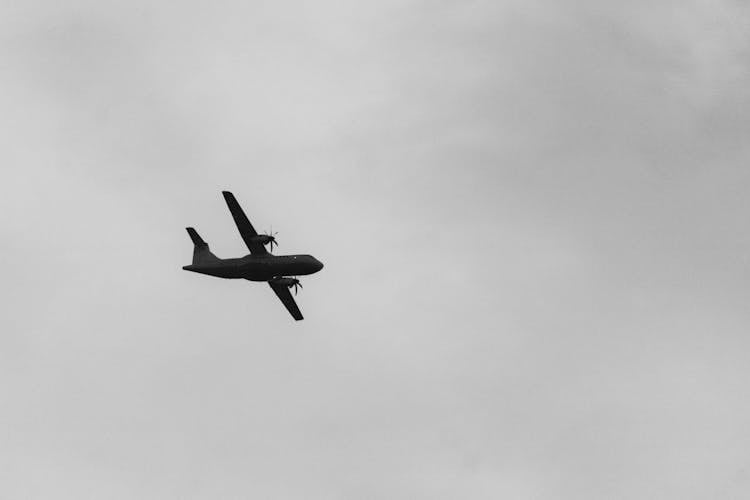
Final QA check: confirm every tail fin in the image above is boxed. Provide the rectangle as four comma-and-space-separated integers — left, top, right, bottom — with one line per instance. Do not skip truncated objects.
186, 227, 220, 264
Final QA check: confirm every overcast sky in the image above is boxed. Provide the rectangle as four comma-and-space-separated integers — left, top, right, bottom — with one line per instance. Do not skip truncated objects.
2, 0, 750, 498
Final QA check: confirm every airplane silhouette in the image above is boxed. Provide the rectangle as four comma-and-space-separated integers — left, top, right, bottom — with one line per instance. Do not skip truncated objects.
182, 191, 324, 320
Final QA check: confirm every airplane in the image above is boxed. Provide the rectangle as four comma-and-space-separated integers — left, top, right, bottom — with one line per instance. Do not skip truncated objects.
182, 191, 324, 321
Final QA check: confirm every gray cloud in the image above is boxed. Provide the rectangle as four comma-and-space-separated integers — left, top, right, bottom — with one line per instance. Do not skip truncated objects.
2, 0, 750, 498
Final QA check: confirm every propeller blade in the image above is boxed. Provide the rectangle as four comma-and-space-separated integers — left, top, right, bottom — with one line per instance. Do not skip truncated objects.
263, 226, 278, 253
288, 277, 301, 295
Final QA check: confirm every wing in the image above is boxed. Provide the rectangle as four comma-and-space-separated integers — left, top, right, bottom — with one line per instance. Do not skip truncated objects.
222, 191, 267, 255
268, 282, 304, 321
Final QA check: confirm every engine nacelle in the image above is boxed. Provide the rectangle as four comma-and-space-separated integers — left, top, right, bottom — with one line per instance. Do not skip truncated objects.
271, 277, 299, 287
250, 235, 274, 245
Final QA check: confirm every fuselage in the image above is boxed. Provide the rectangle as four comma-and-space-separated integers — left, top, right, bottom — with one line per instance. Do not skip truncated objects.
182, 253, 323, 281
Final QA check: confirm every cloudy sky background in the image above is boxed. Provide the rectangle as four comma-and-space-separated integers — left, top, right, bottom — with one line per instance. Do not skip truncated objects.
2, 0, 750, 498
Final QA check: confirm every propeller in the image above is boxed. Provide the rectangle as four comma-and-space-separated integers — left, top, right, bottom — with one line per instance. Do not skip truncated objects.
263, 226, 278, 252
290, 277, 303, 295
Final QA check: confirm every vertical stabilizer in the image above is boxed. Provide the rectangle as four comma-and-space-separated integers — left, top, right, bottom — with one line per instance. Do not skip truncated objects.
186, 227, 220, 265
